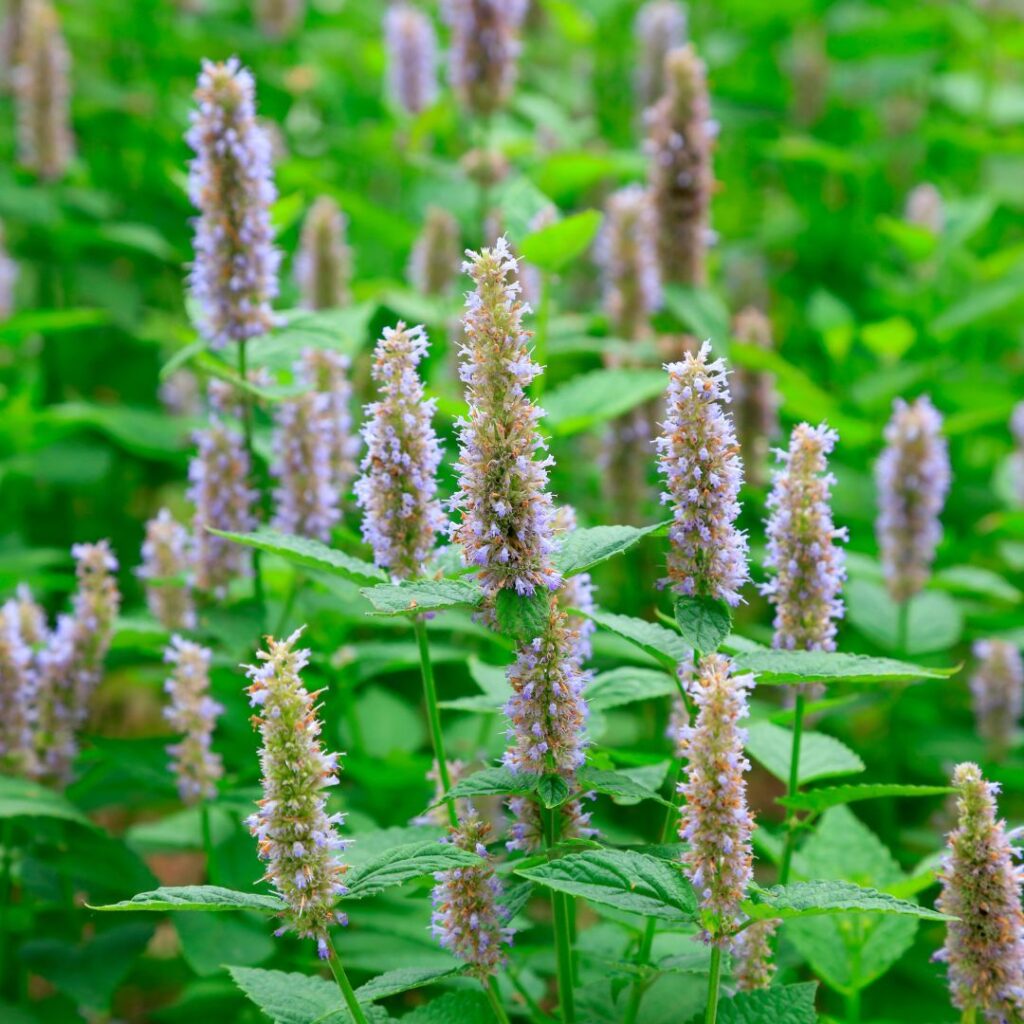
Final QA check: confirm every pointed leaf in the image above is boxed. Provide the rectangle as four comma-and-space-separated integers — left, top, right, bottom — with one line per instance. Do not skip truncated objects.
545, 368, 667, 436
440, 766, 539, 803
353, 965, 462, 1002
519, 209, 603, 273
90, 885, 285, 914
538, 773, 571, 808
0, 776, 94, 828
583, 609, 690, 670
495, 588, 551, 643
745, 722, 865, 786
777, 784, 953, 815
578, 766, 672, 807
360, 578, 483, 616
713, 982, 819, 1024
732, 649, 956, 685
554, 522, 669, 578
585, 667, 678, 710
743, 880, 951, 922
343, 841, 482, 900
673, 595, 732, 656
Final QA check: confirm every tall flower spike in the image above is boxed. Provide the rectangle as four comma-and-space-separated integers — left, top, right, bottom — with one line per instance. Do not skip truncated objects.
0, 221, 17, 320
656, 341, 749, 606
731, 920, 779, 991
354, 322, 445, 578
552, 506, 596, 669
245, 629, 348, 959
451, 237, 560, 597
295, 197, 351, 311
969, 640, 1023, 760
935, 762, 1024, 1023
1010, 401, 1024, 507
187, 58, 280, 348
163, 637, 222, 804
299, 349, 359, 496
646, 44, 715, 286
730, 307, 778, 489
254, 0, 305, 39
875, 395, 950, 602
760, 423, 847, 651
1, 0, 26, 91
634, 0, 688, 113
408, 206, 461, 297
678, 654, 756, 943
443, 0, 527, 116
0, 598, 37, 777
189, 419, 258, 596
13, 0, 73, 181
905, 182, 944, 235
384, 4, 438, 116
430, 810, 513, 976
137, 509, 195, 631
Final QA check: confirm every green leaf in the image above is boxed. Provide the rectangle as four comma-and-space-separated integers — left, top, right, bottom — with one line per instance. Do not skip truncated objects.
360, 578, 483, 616
90, 885, 285, 914
544, 368, 667, 436
578, 766, 672, 807
246, 304, 377, 372
228, 966, 357, 1024
493, 175, 556, 240
583, 609, 691, 670
731, 649, 957, 685
0, 776, 94, 828
777, 784, 953, 815
401, 991, 493, 1024
538, 774, 571, 808
442, 766, 539, 802
846, 580, 963, 655
585, 667, 678, 710
516, 849, 697, 922
0, 307, 113, 339
933, 564, 1022, 603
343, 841, 482, 900
745, 722, 865, 786
175, 912, 274, 977
743, 880, 950, 922
660, 284, 731, 342
354, 965, 462, 1002
494, 588, 551, 643
673, 595, 732, 656
209, 528, 385, 585
555, 521, 669, 578
714, 982, 819, 1024
519, 209, 603, 273
45, 402, 193, 460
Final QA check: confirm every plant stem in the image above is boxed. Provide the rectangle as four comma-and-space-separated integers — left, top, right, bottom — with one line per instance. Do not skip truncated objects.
962, 1008, 977, 1024
484, 977, 512, 1024
896, 599, 909, 658
237, 339, 265, 613
845, 988, 861, 1023
541, 805, 576, 1024
779, 690, 806, 884
200, 801, 216, 883
413, 616, 457, 828
704, 945, 723, 1024
327, 945, 369, 1024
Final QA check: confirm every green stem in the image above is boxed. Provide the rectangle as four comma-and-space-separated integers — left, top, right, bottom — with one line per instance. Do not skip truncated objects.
541, 805, 575, 1024
896, 599, 909, 658
484, 977, 512, 1024
704, 945, 723, 1024
508, 966, 555, 1023
274, 570, 304, 637
413, 617, 457, 829
962, 1007, 977, 1024
327, 945, 369, 1024
237, 339, 265, 614
845, 988, 861, 1024
779, 691, 806, 884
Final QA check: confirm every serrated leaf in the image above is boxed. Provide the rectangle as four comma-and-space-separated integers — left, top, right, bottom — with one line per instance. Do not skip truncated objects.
494, 588, 551, 643
209, 528, 385, 585
732, 649, 956, 685
401, 990, 492, 1024
745, 722, 865, 786
585, 667, 678, 710
846, 580, 963, 655
583, 609, 690, 670
777, 784, 953, 814
660, 284, 731, 342
538, 773, 571, 808
517, 849, 697, 922
0, 776, 95, 828
90, 885, 285, 914
519, 209, 603, 273
360, 578, 483, 616
441, 766, 539, 803
674, 595, 732, 656
578, 766, 672, 807
353, 965, 461, 1002
555, 521, 669, 577
544, 368, 667, 436
246, 304, 377, 373
229, 966, 371, 1024
743, 880, 951, 922
175, 912, 274, 977
343, 841, 482, 900
713, 982, 819, 1024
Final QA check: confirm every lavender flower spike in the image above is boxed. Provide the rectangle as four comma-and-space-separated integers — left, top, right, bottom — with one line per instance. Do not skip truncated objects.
187, 58, 280, 348
163, 637, 223, 804
354, 322, 445, 579
408, 206, 461, 297
730, 307, 778, 489
245, 628, 348, 959
935, 762, 1024, 1023
656, 341, 749, 606
430, 809, 513, 977
1011, 401, 1024, 507
969, 640, 1023, 760
295, 197, 351, 311
384, 4, 438, 116
875, 395, 950, 602
760, 423, 847, 651
137, 509, 195, 631
731, 919, 779, 991
451, 237, 560, 597
634, 1, 688, 112
255, 0, 305, 38
678, 654, 756, 943
0, 598, 37, 777
0, 221, 18, 320
188, 419, 258, 596
300, 349, 360, 499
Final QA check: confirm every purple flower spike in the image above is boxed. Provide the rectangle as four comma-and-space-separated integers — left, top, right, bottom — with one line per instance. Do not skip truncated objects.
384, 4, 438, 116
0, 595, 37, 778
295, 197, 351, 311
409, 206, 461, 297
731, 919, 779, 991
137, 509, 195, 631
969, 640, 1023, 760
634, 1, 688, 112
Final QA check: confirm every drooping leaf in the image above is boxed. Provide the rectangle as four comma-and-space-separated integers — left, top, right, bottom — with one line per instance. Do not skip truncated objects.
353, 965, 462, 1002
494, 588, 551, 643
578, 766, 672, 807
519, 209, 603, 273
538, 773, 572, 808
745, 722, 865, 786
743, 880, 950, 922
442, 766, 539, 802
90, 885, 285, 914
845, 580, 963, 655
544, 368, 667, 436
583, 609, 690, 670
555, 521, 669, 578
361, 578, 483, 616
175, 912, 275, 977
713, 982, 819, 1024
585, 667, 678, 710
228, 966, 359, 1024
343, 841, 482, 900
0, 776, 95, 828
777, 784, 953, 815
732, 649, 956, 685
400, 990, 493, 1024
673, 596, 732, 657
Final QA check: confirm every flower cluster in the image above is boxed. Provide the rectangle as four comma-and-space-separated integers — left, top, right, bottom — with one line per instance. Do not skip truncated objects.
12, 0, 73, 180
189, 419, 257, 595
299, 348, 360, 495
678, 654, 756, 943
137, 509, 195, 631
935, 763, 1024, 1023
163, 637, 223, 804
354, 323, 445, 578
1011, 401, 1024, 506
295, 196, 351, 311
430, 811, 513, 977
731, 920, 779, 991
760, 423, 847, 651
656, 341, 749, 606
969, 640, 1023, 759
0, 220, 17, 320
408, 206, 461, 297
384, 4, 438, 116
0, 595, 36, 777
905, 182, 944, 234
730, 307, 778, 488
187, 58, 280, 348
552, 506, 597, 668
875, 395, 950, 602
245, 629, 348, 959
646, 44, 715, 286
451, 238, 560, 597
634, 0, 688, 112
254, 0, 304, 38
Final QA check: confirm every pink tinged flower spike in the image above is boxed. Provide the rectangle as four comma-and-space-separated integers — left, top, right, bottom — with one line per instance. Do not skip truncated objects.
451, 237, 561, 597
255, 0, 305, 38
874, 395, 950, 602
731, 919, 779, 991
0, 221, 18, 320
163, 637, 223, 804
905, 182, 944, 235
295, 197, 351, 311
969, 640, 1023, 760
186, 58, 280, 349
354, 322, 445, 579
299, 348, 360, 496
646, 44, 715, 287
678, 653, 756, 944
1010, 401, 1024, 507
760, 423, 847, 652
137, 509, 196, 631
384, 4, 438, 116
188, 418, 258, 596
730, 307, 779, 489
552, 506, 596, 668
0, 598, 37, 777
245, 628, 349, 959
634, 0, 688, 113
935, 762, 1024, 1023
430, 809, 514, 977
656, 341, 749, 607
408, 206, 461, 297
